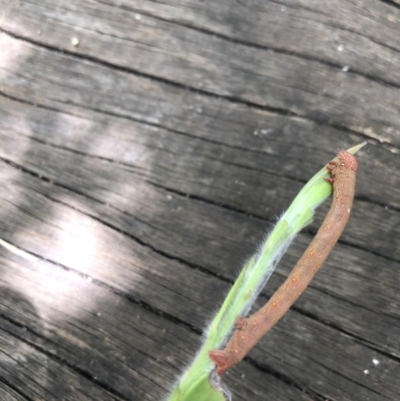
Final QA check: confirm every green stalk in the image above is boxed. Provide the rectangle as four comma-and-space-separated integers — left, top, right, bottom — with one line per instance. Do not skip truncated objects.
166, 142, 366, 401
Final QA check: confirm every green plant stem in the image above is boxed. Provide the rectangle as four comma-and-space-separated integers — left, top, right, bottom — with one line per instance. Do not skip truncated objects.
166, 142, 367, 401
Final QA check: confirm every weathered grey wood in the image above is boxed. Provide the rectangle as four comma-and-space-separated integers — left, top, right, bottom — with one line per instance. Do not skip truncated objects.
0, 326, 124, 401
1, 138, 399, 400
0, 0, 399, 400
0, 252, 319, 401
0, 382, 29, 401
1, 0, 400, 146
1, 97, 399, 263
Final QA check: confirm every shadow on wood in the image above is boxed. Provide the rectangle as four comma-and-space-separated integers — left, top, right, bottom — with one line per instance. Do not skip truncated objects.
0, 1, 400, 400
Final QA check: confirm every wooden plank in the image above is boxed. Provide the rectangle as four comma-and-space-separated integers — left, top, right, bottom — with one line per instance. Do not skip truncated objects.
94, 0, 400, 87
1, 1, 400, 145
0, 382, 29, 401
0, 38, 398, 210
0, 96, 399, 262
1, 183, 399, 401
0, 329, 123, 401
0, 0, 399, 400
0, 90, 399, 343
0, 254, 185, 401
249, 297, 400, 401
0, 138, 399, 399
0, 252, 318, 401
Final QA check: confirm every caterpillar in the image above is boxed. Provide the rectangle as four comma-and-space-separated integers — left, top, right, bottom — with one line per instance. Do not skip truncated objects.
210, 150, 358, 375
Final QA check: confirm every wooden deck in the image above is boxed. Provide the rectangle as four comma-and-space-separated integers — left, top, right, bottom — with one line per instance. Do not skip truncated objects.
0, 1, 400, 400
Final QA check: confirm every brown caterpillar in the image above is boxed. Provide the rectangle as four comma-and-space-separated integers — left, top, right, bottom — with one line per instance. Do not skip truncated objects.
210, 150, 358, 375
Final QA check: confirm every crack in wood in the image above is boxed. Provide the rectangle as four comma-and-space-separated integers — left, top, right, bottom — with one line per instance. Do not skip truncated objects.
0, 232, 203, 336
7, 153, 384, 276
93, 0, 400, 88
358, 342, 400, 364
1, 154, 399, 272
0, 316, 129, 401
0, 27, 393, 146
7, 120, 299, 181
2, 228, 397, 366
241, 356, 328, 401
377, 0, 400, 10
309, 356, 388, 399
0, 375, 34, 401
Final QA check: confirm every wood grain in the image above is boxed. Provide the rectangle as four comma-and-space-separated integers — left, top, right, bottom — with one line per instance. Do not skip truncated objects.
0, 1, 399, 400
1, 0, 400, 146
